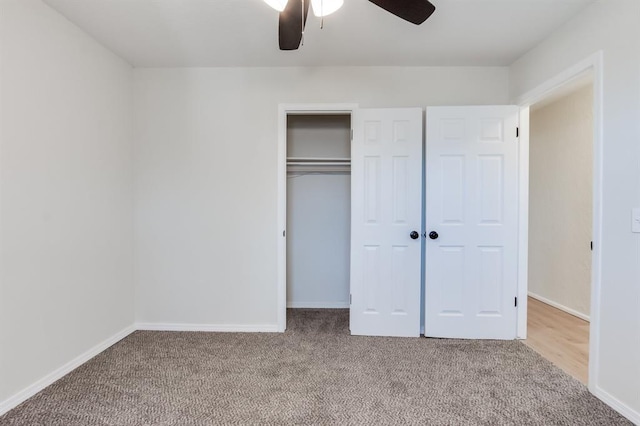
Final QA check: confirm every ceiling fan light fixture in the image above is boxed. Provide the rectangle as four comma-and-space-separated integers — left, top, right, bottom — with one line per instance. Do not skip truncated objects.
311, 0, 344, 17
264, 0, 289, 12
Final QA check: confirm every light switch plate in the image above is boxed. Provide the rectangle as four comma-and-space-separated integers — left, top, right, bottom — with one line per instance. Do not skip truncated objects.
633, 208, 640, 233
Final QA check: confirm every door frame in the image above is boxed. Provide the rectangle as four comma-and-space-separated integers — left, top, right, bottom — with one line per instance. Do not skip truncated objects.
277, 103, 358, 332
515, 51, 604, 392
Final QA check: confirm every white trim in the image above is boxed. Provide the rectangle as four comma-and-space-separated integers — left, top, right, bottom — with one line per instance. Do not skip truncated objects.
517, 53, 601, 106
135, 323, 279, 333
0, 325, 135, 416
516, 51, 604, 395
528, 292, 590, 322
279, 103, 359, 115
587, 52, 604, 396
516, 106, 530, 339
286, 302, 350, 309
277, 103, 358, 333
593, 386, 640, 425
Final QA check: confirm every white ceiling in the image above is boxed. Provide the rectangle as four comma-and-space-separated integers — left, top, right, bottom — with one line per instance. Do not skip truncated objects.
42, 0, 595, 68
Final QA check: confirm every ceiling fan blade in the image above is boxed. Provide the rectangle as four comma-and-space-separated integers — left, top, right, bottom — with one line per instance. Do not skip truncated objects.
368, 0, 436, 25
279, 0, 311, 50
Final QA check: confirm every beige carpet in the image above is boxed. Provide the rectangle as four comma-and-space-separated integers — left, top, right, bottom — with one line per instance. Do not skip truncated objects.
0, 309, 630, 425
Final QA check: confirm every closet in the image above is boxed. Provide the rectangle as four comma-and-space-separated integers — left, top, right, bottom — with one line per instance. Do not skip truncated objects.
286, 114, 351, 308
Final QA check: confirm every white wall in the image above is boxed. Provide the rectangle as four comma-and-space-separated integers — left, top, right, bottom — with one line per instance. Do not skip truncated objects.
529, 85, 593, 318
287, 115, 351, 308
0, 0, 134, 407
133, 66, 510, 327
510, 0, 640, 420
287, 174, 351, 308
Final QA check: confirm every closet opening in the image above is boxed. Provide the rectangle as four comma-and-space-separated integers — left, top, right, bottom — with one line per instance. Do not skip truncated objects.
285, 113, 352, 333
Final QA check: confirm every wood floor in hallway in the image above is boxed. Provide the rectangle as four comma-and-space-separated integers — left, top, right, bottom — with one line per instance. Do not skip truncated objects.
524, 297, 590, 384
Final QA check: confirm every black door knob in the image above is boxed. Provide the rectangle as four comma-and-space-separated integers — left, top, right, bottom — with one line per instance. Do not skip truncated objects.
410, 231, 420, 240
429, 231, 439, 240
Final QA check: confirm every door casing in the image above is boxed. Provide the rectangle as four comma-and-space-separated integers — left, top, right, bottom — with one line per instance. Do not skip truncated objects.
516, 51, 604, 394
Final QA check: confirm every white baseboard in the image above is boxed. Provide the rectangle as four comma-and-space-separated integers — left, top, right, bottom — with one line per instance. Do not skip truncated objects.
0, 325, 135, 417
528, 292, 590, 322
593, 386, 640, 425
135, 323, 279, 333
286, 301, 349, 309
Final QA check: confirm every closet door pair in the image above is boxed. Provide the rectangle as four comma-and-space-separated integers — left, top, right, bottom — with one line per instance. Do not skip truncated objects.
350, 106, 520, 340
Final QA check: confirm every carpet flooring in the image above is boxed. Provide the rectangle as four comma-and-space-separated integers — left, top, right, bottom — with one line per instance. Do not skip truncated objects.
0, 309, 630, 425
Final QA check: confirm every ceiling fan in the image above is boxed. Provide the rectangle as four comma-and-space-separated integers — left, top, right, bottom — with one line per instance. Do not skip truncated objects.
265, 0, 437, 50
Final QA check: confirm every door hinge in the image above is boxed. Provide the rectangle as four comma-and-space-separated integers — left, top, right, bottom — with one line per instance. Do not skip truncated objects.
350, 129, 353, 140
514, 297, 518, 307
590, 241, 593, 251
350, 294, 352, 305
516, 127, 519, 138
283, 230, 286, 237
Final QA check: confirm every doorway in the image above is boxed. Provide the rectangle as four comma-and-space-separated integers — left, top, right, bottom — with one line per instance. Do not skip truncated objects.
524, 72, 594, 384
286, 114, 352, 310
277, 104, 358, 332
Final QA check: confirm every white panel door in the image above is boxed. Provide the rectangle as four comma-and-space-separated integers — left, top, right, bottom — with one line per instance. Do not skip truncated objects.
350, 108, 423, 337
425, 106, 519, 339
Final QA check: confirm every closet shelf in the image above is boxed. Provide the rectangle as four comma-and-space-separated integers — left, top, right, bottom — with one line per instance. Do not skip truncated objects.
287, 162, 351, 166
286, 157, 350, 167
